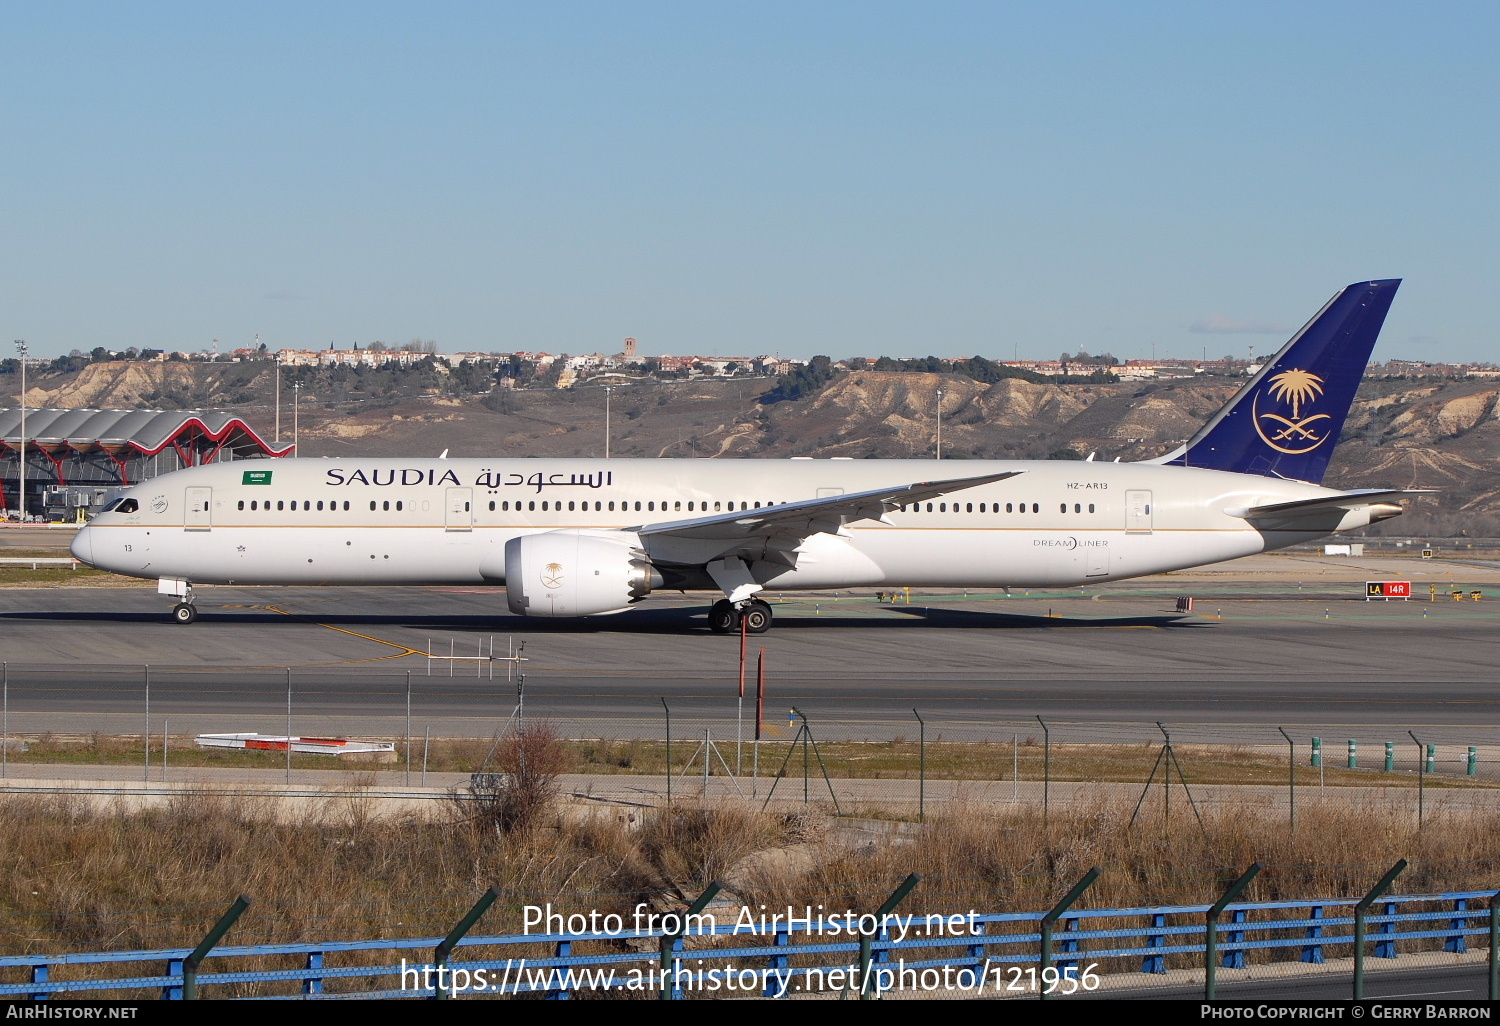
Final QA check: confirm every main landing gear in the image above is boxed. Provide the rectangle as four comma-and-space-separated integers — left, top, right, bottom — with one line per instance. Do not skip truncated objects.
708, 598, 773, 635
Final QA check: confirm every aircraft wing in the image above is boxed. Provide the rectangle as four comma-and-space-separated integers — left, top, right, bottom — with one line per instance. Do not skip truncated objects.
1226, 489, 1433, 519
631, 470, 1022, 542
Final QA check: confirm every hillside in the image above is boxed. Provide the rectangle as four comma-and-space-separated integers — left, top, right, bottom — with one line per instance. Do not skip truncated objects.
7, 364, 1500, 533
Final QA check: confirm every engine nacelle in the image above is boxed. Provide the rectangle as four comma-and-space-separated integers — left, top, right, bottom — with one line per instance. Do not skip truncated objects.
504, 530, 661, 617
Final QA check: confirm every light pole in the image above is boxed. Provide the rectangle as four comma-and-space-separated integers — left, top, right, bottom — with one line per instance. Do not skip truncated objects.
292, 381, 301, 457
603, 385, 613, 459
935, 387, 944, 460
274, 352, 281, 445
13, 341, 26, 520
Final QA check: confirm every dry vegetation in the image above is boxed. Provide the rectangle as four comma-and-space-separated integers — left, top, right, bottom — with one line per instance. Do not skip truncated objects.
0, 790, 1491, 966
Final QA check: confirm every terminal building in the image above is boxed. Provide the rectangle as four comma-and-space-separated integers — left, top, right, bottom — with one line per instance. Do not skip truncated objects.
0, 408, 291, 521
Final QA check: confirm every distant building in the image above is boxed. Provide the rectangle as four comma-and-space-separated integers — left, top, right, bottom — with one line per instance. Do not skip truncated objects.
1, 408, 289, 520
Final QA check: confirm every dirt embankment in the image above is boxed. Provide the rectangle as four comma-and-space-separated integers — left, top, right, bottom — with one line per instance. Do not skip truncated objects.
11, 362, 1500, 525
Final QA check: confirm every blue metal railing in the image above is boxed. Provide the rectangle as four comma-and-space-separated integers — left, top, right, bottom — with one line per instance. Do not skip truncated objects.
0, 889, 1493, 999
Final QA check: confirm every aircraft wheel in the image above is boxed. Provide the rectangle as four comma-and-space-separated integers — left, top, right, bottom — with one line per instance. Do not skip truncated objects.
708, 599, 739, 634
742, 600, 773, 634
171, 603, 198, 625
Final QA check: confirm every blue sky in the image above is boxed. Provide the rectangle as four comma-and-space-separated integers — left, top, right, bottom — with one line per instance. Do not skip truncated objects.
3, 2, 1496, 363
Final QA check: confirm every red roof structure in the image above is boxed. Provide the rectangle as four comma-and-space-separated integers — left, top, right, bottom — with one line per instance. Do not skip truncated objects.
1, 408, 291, 514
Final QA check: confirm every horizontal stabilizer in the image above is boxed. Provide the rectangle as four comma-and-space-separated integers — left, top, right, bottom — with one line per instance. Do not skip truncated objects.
1226, 489, 1432, 519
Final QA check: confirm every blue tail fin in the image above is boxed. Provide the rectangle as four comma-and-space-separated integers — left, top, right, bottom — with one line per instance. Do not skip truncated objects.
1163, 279, 1400, 483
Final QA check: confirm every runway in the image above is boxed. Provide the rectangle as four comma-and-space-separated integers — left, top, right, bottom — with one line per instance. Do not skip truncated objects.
2, 555, 1499, 744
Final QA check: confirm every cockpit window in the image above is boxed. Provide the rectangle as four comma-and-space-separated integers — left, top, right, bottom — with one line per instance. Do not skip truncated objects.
108, 498, 139, 514
100, 498, 125, 512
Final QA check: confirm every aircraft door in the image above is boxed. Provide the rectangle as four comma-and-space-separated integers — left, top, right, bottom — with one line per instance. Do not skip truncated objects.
185, 487, 213, 531
1125, 490, 1153, 534
445, 487, 473, 532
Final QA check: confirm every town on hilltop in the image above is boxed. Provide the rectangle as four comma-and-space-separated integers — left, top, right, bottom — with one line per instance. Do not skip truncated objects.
13, 335, 1493, 387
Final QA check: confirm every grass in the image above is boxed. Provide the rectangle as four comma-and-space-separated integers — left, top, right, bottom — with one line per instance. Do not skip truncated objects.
6, 733, 1488, 788
0, 550, 125, 587
0, 567, 119, 586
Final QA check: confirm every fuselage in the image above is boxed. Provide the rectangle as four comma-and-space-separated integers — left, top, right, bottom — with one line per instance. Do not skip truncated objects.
71, 457, 1381, 592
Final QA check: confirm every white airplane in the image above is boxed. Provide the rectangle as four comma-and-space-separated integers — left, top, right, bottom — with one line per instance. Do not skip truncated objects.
72, 279, 1420, 633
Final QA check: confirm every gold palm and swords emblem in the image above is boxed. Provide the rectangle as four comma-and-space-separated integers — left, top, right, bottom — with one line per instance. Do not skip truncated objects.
1252, 368, 1332, 454
541, 562, 565, 589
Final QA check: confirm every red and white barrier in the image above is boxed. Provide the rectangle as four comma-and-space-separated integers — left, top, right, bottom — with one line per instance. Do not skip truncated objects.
194, 733, 395, 756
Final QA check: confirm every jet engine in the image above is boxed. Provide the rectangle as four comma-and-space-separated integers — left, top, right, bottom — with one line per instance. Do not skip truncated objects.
504, 530, 662, 617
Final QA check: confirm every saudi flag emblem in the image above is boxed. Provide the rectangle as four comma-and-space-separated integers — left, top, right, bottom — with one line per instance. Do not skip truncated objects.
242, 470, 273, 485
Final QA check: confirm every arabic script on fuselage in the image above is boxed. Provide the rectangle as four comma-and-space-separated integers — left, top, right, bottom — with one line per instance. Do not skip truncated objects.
324, 468, 615, 494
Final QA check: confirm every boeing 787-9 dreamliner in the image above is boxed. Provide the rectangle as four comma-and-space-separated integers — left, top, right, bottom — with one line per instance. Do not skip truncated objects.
72, 279, 1420, 633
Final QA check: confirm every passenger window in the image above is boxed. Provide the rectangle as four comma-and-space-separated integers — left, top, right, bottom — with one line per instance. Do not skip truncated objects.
382, 501, 389, 511
542, 501, 548, 511
343, 501, 350, 511
966, 503, 972, 513
648, 501, 655, 511
370, 501, 377, 511
317, 501, 324, 511
249, 500, 257, 511
608, 501, 615, 511
754, 501, 761, 508
465, 502, 470, 512
1006, 503, 1013, 513
488, 501, 495, 511
1060, 503, 1067, 513
1089, 503, 1095, 513
304, 501, 311, 511
1074, 503, 1081, 513
238, 500, 245, 510
277, 501, 284, 511
1032, 503, 1039, 513
979, 503, 985, 512
528, 501, 535, 511
675, 501, 682, 511
396, 501, 403, 512
568, 501, 575, 512
502, 501, 509, 511
926, 503, 933, 512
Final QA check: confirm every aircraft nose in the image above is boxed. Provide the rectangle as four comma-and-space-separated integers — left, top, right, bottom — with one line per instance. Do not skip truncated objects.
70, 526, 95, 567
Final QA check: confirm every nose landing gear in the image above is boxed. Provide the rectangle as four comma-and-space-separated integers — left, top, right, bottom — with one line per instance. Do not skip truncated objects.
159, 578, 197, 625
708, 597, 773, 635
